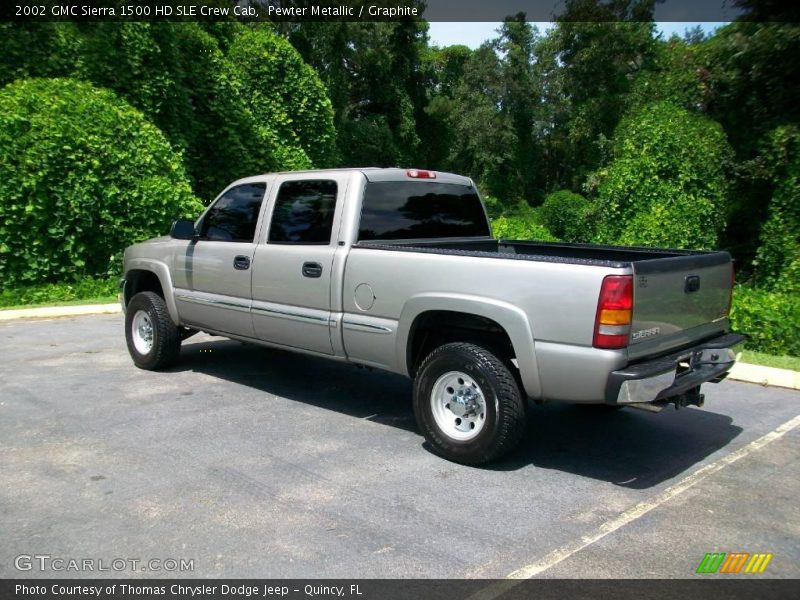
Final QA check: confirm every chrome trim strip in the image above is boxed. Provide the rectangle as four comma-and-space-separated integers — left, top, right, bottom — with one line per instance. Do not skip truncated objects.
174, 293, 251, 313
251, 304, 329, 324
342, 320, 393, 334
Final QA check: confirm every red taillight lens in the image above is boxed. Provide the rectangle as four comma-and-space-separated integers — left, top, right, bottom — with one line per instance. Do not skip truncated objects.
406, 169, 436, 179
593, 275, 633, 349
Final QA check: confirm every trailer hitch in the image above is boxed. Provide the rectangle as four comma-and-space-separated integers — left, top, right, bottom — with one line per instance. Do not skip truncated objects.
669, 386, 705, 410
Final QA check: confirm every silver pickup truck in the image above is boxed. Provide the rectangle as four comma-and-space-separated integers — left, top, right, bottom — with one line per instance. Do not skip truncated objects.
121, 168, 744, 464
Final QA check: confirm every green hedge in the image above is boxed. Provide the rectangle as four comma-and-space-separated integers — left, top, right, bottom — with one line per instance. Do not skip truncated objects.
753, 126, 800, 290
539, 189, 593, 243
0, 78, 202, 287
593, 101, 731, 249
74, 22, 281, 202
0, 23, 338, 202
0, 277, 118, 308
226, 28, 336, 169
491, 216, 558, 242
730, 285, 800, 357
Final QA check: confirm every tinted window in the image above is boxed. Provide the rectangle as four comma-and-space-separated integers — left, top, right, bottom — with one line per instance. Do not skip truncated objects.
201, 183, 266, 242
269, 180, 338, 244
358, 182, 490, 241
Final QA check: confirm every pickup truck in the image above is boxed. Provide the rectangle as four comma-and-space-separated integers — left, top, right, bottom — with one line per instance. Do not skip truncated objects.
121, 168, 744, 464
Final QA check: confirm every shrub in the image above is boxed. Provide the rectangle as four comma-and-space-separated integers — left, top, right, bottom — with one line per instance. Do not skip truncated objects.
491, 216, 558, 242
226, 27, 336, 169
730, 284, 800, 357
753, 126, 800, 290
75, 22, 276, 201
0, 277, 118, 308
0, 22, 82, 86
2, 23, 335, 201
539, 189, 593, 243
592, 101, 731, 249
0, 78, 202, 287
481, 195, 503, 220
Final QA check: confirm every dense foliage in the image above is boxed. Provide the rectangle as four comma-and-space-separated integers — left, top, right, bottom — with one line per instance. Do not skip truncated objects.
0, 277, 118, 309
730, 285, 800, 357
288, 18, 427, 166
226, 28, 336, 169
0, 22, 336, 201
0, 79, 201, 286
752, 126, 800, 291
591, 102, 731, 249
538, 190, 593, 243
75, 22, 270, 201
491, 216, 558, 242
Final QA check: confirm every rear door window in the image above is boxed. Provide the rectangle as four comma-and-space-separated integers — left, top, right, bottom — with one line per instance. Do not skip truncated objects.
268, 180, 338, 244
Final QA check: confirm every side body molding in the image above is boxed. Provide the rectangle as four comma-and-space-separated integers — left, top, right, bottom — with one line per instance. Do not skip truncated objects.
395, 294, 542, 399
125, 258, 180, 326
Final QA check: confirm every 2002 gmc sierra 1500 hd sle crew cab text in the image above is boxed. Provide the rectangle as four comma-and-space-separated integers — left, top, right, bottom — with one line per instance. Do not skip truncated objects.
121, 168, 745, 464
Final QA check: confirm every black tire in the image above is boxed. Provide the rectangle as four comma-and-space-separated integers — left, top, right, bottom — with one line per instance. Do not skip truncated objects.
413, 342, 527, 465
125, 291, 181, 370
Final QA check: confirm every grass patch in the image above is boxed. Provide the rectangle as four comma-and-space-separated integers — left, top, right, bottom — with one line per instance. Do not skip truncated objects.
0, 277, 118, 310
739, 350, 800, 372
0, 296, 119, 311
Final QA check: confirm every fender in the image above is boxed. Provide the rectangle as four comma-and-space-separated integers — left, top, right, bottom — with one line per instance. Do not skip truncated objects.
124, 258, 180, 326
396, 293, 542, 399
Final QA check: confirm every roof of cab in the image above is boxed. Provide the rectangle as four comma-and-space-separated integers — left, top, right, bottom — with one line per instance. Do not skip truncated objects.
360, 168, 473, 186
235, 168, 474, 187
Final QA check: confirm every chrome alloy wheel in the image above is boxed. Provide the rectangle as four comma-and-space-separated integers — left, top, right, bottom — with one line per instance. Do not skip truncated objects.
430, 371, 487, 441
131, 310, 154, 355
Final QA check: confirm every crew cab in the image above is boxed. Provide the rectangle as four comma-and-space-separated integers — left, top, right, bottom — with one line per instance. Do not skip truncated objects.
121, 168, 744, 464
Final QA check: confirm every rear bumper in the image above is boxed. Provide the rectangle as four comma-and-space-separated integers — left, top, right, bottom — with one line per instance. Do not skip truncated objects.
606, 332, 747, 405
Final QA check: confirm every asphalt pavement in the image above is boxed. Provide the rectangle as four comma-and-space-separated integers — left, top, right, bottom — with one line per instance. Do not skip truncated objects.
1, 314, 798, 579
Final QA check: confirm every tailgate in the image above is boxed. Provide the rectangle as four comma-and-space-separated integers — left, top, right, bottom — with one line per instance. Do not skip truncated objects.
629, 252, 733, 359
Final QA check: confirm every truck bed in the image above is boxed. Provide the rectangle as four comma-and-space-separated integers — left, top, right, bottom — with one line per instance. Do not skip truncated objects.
354, 237, 733, 362
356, 238, 724, 269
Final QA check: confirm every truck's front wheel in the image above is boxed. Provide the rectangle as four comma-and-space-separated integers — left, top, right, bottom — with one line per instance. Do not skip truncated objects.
413, 342, 526, 465
125, 291, 181, 370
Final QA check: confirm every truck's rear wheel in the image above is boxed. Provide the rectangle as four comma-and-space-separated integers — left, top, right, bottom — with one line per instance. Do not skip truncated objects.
125, 291, 181, 370
413, 342, 526, 465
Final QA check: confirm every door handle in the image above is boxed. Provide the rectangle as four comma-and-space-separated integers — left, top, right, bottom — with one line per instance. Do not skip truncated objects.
233, 255, 250, 270
302, 262, 323, 278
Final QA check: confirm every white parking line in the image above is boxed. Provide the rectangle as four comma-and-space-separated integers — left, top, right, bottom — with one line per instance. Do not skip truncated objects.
469, 413, 800, 598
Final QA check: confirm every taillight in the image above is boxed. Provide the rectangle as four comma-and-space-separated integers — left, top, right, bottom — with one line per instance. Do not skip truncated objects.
593, 275, 633, 349
406, 169, 436, 179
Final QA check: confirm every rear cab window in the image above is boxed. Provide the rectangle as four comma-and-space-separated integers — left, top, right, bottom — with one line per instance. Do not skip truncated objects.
358, 182, 491, 241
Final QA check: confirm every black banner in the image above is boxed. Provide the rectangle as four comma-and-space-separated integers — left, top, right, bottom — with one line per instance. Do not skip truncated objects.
2, 579, 800, 600
0, 0, 780, 24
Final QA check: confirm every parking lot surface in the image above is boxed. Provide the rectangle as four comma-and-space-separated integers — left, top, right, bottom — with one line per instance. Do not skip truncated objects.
1, 314, 798, 578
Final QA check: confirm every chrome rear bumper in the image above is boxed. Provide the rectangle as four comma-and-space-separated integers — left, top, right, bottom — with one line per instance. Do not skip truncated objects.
606, 332, 746, 405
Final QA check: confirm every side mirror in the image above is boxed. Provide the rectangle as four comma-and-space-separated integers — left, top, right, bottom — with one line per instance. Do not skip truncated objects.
170, 218, 198, 240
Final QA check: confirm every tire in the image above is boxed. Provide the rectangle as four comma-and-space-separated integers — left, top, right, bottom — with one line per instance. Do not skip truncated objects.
413, 342, 527, 465
125, 291, 181, 370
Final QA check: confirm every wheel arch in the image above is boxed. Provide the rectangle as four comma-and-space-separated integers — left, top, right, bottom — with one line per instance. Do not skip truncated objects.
397, 294, 542, 399
123, 259, 179, 326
